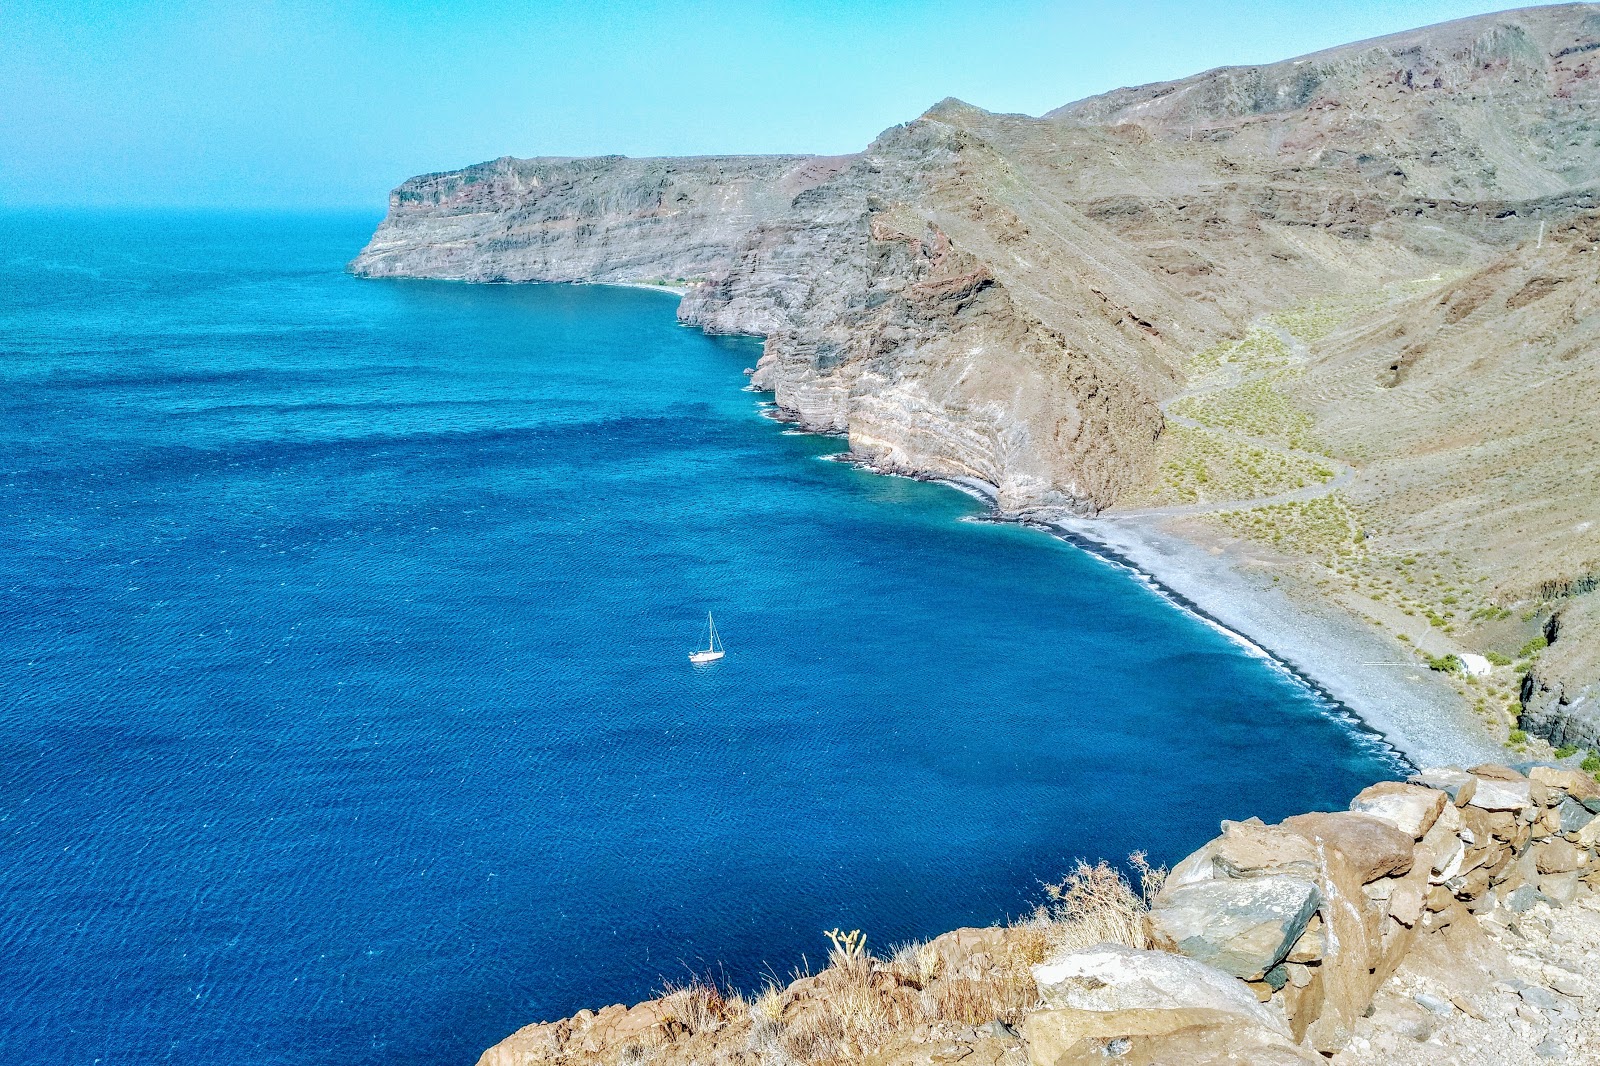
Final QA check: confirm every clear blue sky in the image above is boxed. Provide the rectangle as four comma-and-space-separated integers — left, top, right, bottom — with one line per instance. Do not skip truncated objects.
3, 0, 1520, 209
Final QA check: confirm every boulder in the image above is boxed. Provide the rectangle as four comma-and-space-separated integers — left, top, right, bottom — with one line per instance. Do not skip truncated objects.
1298, 842, 1389, 1052
1148, 876, 1321, 979
1212, 819, 1322, 880
1164, 839, 1220, 890
1506, 884, 1550, 912
1558, 798, 1595, 834
1534, 838, 1585, 874
1467, 774, 1533, 812
1389, 882, 1425, 927
1410, 768, 1477, 807
1538, 870, 1583, 904
1529, 766, 1600, 806
1349, 781, 1446, 839
1283, 811, 1414, 882
1031, 944, 1284, 1032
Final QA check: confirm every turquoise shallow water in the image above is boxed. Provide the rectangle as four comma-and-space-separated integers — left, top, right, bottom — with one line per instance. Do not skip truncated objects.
0, 210, 1400, 1065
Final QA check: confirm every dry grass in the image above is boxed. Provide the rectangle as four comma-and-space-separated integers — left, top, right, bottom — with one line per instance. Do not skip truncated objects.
1028, 853, 1165, 958
537, 858, 1167, 1064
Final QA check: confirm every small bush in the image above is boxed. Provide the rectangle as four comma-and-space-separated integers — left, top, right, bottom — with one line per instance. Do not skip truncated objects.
1032, 854, 1164, 957
1425, 653, 1463, 673
1556, 744, 1580, 759
1518, 635, 1549, 658
1485, 651, 1512, 667
1508, 729, 1528, 746
1583, 752, 1600, 775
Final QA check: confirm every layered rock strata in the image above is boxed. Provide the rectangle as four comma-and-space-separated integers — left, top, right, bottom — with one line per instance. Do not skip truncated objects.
354, 6, 1600, 740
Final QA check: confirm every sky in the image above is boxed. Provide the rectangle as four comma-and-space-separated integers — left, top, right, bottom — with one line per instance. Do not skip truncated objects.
2, 0, 1525, 210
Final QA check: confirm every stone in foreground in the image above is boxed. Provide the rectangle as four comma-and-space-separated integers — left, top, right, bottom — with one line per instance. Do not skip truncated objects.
1148, 875, 1322, 979
1031, 943, 1286, 1031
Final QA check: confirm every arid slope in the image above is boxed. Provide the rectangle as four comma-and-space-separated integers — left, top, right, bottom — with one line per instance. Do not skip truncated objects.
353, 5, 1600, 759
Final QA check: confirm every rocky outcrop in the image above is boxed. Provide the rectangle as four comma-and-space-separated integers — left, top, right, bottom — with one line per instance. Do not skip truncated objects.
474, 761, 1600, 1064
351, 154, 849, 283
1523, 591, 1600, 749
355, 8, 1600, 518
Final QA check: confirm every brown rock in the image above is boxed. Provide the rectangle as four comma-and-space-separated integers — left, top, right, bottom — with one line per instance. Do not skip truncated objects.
1212, 819, 1322, 880
1296, 840, 1386, 1052
1484, 810, 1519, 839
1022, 1007, 1321, 1066
1284, 914, 1325, 963
1459, 805, 1494, 845
1389, 881, 1425, 927
1349, 781, 1446, 839
1539, 870, 1583, 904
1531, 766, 1600, 806
1535, 838, 1585, 874
1283, 811, 1414, 883
1425, 884, 1454, 912
1470, 764, 1526, 782
1450, 865, 1491, 900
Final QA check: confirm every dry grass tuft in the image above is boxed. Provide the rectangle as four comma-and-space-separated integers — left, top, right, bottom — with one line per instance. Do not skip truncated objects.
660, 973, 740, 1039
1029, 853, 1165, 958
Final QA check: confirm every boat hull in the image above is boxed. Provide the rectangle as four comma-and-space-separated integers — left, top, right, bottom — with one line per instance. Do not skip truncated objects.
688, 650, 725, 664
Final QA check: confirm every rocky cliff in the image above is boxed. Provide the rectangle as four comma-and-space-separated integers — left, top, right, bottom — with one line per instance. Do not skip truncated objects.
354, 0, 1600, 913
354, 3, 1600, 749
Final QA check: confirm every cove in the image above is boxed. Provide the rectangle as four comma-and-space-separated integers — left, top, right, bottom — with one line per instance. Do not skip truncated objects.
0, 211, 1400, 1066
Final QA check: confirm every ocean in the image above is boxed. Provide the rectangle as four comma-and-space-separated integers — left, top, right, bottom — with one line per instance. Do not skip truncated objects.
0, 210, 1400, 1064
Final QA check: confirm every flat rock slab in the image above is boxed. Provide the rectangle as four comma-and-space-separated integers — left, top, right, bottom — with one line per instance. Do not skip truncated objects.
1466, 775, 1533, 812
1032, 944, 1285, 1033
1149, 875, 1322, 979
1350, 781, 1447, 839
1410, 768, 1478, 807
1213, 819, 1323, 880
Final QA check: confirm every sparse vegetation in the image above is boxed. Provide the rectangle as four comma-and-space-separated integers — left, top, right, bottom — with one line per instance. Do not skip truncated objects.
1140, 424, 1335, 506
1172, 373, 1323, 452
1029, 853, 1165, 957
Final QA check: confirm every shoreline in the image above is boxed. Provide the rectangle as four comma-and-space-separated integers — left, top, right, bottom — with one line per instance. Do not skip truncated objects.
712, 305, 1504, 773
838, 456, 1505, 772
598, 280, 691, 296
1054, 513, 1506, 770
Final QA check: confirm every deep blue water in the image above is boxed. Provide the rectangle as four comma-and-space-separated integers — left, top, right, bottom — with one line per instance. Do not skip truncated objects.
0, 211, 1400, 1065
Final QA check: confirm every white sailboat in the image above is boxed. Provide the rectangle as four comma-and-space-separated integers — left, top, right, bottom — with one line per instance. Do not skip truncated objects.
689, 612, 725, 663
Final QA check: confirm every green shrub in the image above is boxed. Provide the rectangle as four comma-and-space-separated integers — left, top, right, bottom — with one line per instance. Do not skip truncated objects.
1508, 729, 1528, 746
1583, 752, 1600, 775
1425, 653, 1463, 673
1556, 744, 1580, 759
1518, 635, 1549, 658
1485, 651, 1512, 667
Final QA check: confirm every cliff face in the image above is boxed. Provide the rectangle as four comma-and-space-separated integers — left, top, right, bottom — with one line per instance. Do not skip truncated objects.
353, 5, 1600, 736
352, 154, 846, 284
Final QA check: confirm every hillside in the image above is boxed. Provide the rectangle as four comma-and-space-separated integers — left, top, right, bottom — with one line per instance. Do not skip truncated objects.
352, 6, 1600, 785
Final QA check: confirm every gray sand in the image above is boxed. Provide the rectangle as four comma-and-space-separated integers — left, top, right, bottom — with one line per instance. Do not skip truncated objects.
1053, 514, 1506, 772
